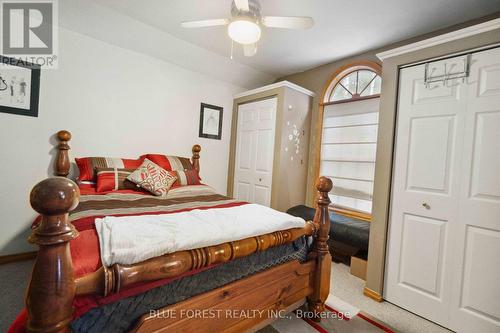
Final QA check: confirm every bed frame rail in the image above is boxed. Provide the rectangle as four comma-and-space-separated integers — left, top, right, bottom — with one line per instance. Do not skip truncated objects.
25, 130, 333, 333
75, 224, 317, 297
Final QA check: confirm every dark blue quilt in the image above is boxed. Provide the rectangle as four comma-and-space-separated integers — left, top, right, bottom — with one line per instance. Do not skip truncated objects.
71, 237, 309, 333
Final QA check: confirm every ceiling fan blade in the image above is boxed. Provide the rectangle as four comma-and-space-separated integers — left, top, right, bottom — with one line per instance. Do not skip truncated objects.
181, 18, 229, 28
262, 16, 314, 29
243, 43, 257, 57
234, 0, 250, 12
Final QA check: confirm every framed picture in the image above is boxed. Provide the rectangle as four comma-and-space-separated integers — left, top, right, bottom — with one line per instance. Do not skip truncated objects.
199, 103, 223, 140
0, 56, 41, 117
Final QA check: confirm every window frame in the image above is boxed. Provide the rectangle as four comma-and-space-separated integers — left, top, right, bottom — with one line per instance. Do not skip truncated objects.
315, 61, 382, 221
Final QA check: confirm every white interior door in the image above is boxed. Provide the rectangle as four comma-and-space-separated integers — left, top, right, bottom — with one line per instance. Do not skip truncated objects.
385, 56, 467, 327
448, 48, 500, 333
233, 97, 277, 206
385, 47, 500, 332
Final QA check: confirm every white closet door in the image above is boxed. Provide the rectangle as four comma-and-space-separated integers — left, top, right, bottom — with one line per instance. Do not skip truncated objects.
386, 47, 500, 331
233, 97, 277, 206
449, 48, 500, 333
384, 57, 468, 327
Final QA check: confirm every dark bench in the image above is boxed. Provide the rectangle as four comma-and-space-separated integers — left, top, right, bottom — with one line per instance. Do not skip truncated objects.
287, 205, 370, 260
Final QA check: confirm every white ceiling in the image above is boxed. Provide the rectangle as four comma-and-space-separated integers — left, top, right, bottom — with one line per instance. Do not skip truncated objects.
92, 0, 500, 77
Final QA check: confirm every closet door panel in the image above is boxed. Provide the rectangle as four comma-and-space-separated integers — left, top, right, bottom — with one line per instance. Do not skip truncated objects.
469, 112, 500, 201
234, 106, 257, 203
449, 47, 500, 333
398, 213, 447, 297
406, 115, 455, 194
384, 60, 467, 327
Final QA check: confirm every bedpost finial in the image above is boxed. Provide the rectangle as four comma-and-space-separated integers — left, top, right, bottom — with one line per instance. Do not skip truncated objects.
57, 130, 71, 142
27, 176, 78, 333
30, 177, 80, 216
316, 176, 333, 194
55, 131, 71, 177
192, 144, 201, 173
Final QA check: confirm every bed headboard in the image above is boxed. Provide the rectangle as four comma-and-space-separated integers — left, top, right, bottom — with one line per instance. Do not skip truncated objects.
53, 130, 201, 177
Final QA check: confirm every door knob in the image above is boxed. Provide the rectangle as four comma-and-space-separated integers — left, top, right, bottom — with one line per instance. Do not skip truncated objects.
422, 202, 431, 209
259, 178, 262, 182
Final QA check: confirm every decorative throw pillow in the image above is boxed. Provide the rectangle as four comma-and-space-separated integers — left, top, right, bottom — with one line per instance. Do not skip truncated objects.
126, 159, 177, 196
171, 169, 202, 187
140, 154, 194, 171
76, 157, 143, 182
95, 167, 141, 192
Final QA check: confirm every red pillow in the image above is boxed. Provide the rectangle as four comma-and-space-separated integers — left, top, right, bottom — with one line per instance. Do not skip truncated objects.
95, 167, 143, 193
171, 169, 201, 187
141, 154, 194, 172
75, 157, 143, 182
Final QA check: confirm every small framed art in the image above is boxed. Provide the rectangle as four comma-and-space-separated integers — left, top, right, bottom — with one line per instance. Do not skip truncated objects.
0, 56, 41, 117
199, 103, 223, 140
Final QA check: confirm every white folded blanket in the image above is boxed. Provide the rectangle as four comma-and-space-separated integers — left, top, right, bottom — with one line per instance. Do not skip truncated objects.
95, 203, 305, 266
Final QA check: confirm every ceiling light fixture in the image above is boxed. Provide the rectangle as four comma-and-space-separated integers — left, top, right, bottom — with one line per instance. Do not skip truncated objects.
181, 0, 313, 57
227, 19, 261, 44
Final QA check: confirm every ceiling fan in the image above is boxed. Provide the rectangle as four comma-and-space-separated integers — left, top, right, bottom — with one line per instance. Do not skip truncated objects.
181, 0, 314, 57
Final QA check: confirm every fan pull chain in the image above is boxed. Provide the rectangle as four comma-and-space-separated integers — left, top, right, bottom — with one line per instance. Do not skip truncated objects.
230, 39, 234, 60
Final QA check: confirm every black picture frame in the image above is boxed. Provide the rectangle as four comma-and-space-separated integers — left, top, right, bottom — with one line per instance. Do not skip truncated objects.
199, 103, 223, 140
0, 55, 41, 117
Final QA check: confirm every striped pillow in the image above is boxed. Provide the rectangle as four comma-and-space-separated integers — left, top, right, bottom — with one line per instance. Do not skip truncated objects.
76, 157, 143, 182
171, 169, 201, 187
95, 167, 140, 192
141, 154, 194, 172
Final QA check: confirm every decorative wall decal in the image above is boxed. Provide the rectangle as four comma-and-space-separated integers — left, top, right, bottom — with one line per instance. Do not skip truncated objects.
284, 115, 306, 165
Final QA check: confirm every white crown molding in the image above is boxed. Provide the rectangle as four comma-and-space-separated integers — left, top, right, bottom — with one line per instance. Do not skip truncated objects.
234, 80, 316, 99
376, 18, 500, 61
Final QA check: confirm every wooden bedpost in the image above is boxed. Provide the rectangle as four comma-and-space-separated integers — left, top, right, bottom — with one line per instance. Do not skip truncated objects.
55, 130, 71, 177
26, 177, 80, 333
308, 176, 333, 321
192, 144, 201, 173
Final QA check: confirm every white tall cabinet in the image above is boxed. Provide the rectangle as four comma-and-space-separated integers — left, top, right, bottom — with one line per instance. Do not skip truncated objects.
228, 81, 314, 211
385, 47, 500, 333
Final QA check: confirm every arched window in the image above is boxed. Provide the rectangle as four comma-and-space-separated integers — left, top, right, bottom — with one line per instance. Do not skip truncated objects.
325, 67, 381, 103
318, 62, 381, 219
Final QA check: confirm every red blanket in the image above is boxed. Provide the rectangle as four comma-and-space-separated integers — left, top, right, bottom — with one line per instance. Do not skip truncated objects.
9, 185, 246, 333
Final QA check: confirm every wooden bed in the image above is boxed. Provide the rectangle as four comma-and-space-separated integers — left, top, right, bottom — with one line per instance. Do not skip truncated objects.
24, 130, 333, 333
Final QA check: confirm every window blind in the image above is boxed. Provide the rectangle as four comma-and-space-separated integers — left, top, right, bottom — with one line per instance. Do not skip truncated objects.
320, 98, 380, 214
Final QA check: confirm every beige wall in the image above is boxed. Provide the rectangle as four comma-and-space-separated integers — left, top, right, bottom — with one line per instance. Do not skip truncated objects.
279, 52, 381, 206
276, 87, 312, 211
280, 15, 500, 297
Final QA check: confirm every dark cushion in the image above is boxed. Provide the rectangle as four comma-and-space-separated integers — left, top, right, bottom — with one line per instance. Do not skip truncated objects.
286, 205, 370, 251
